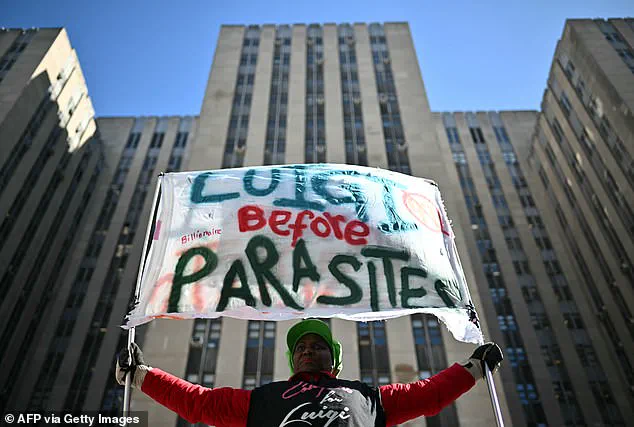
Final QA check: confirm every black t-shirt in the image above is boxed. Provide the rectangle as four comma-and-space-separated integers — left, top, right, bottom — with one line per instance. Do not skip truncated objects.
246, 377, 386, 427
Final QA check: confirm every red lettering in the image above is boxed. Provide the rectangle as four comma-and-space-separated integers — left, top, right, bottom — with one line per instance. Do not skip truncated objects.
237, 206, 372, 247
323, 212, 346, 240
310, 216, 331, 238
344, 220, 370, 245
238, 205, 266, 232
288, 210, 314, 247
269, 210, 292, 236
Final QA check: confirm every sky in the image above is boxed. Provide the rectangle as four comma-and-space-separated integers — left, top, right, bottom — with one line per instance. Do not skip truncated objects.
4, 0, 633, 117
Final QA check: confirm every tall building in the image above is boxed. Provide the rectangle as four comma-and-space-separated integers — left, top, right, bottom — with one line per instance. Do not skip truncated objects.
135, 23, 506, 427
0, 30, 197, 410
2, 18, 633, 427
2, 115, 197, 414
434, 109, 632, 426
0, 27, 101, 411
524, 18, 634, 425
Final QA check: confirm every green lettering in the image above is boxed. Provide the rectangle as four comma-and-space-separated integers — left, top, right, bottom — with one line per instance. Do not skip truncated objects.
400, 267, 428, 308
191, 172, 240, 203
317, 255, 363, 306
245, 235, 303, 310
274, 166, 324, 211
435, 278, 462, 308
292, 239, 320, 292
361, 246, 409, 308
216, 260, 256, 311
243, 168, 280, 196
168, 247, 218, 312
367, 261, 379, 312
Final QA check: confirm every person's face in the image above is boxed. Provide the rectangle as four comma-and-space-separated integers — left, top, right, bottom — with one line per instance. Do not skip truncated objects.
292, 333, 333, 374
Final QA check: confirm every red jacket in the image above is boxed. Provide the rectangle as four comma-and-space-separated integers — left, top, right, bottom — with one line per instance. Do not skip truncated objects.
141, 363, 475, 427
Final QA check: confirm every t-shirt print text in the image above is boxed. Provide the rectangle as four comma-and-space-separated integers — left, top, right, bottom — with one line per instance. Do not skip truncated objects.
280, 385, 354, 427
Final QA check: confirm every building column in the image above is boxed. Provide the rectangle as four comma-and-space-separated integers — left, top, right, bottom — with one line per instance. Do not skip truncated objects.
323, 24, 345, 164
285, 25, 306, 164
354, 24, 387, 168
245, 25, 275, 166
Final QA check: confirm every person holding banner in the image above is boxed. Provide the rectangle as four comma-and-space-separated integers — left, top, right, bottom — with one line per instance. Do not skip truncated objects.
116, 319, 502, 426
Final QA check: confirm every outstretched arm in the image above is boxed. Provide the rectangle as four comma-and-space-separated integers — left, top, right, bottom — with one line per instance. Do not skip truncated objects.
379, 342, 503, 426
116, 343, 250, 427
380, 363, 474, 425
141, 368, 250, 427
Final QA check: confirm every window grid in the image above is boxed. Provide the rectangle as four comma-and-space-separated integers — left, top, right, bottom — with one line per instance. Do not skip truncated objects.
264, 26, 291, 165
0, 144, 99, 413
557, 54, 634, 188
444, 115, 547, 425
541, 110, 634, 335
535, 128, 634, 405
242, 321, 276, 389
549, 70, 634, 247
481, 113, 589, 425
0, 122, 63, 278
0, 29, 37, 83
100, 118, 192, 414
174, 319, 224, 427
166, 132, 189, 172
338, 24, 367, 166
64, 122, 165, 411
305, 25, 326, 163
357, 321, 391, 387
222, 26, 260, 168
28, 119, 143, 410
411, 314, 459, 425
595, 20, 634, 73
369, 23, 410, 175
0, 95, 52, 196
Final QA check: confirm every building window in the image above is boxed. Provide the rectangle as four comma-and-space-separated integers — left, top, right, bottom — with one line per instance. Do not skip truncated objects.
64, 118, 166, 411
357, 321, 390, 386
264, 26, 291, 165
410, 307, 460, 427
0, 145, 99, 412
0, 96, 52, 196
0, 29, 37, 83
28, 119, 145, 411
223, 27, 260, 168
596, 20, 634, 74
369, 24, 410, 175
339, 24, 367, 166
305, 25, 326, 163
242, 321, 275, 389
176, 319, 222, 426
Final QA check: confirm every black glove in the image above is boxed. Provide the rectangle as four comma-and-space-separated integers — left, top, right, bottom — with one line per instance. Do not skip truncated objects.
115, 342, 151, 388
461, 342, 503, 380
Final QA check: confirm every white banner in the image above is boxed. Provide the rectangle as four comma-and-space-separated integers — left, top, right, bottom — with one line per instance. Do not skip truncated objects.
124, 164, 482, 343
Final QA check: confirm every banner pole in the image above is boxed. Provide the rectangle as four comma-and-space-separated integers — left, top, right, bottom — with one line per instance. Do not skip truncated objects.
485, 363, 505, 426
123, 174, 163, 418
467, 305, 505, 427
444, 235, 505, 426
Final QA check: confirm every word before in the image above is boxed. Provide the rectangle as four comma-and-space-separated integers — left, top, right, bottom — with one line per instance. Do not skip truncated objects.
238, 205, 370, 247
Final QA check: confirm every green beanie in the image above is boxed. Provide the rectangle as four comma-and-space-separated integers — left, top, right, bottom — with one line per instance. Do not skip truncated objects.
286, 319, 343, 376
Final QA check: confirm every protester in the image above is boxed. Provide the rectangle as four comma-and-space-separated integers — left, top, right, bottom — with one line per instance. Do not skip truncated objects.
116, 319, 502, 426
